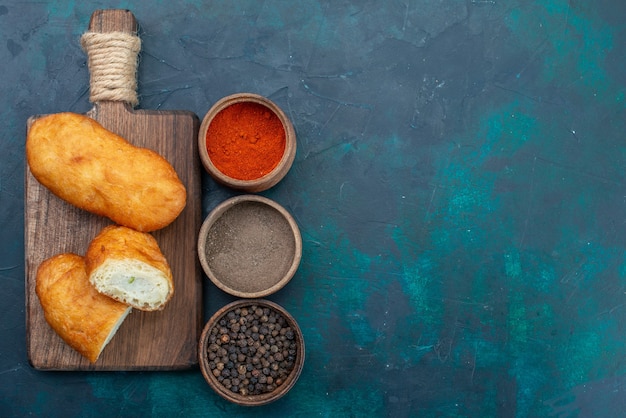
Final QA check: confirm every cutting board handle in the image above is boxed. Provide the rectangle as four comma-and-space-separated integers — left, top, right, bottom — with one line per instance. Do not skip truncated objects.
89, 9, 137, 33
82, 10, 141, 108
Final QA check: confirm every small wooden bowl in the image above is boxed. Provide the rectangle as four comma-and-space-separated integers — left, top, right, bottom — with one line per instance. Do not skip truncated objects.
198, 93, 296, 192
197, 195, 302, 298
198, 299, 305, 406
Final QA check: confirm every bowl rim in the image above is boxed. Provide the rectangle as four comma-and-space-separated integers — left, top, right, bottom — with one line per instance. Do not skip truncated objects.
197, 194, 302, 298
198, 93, 297, 192
198, 299, 305, 406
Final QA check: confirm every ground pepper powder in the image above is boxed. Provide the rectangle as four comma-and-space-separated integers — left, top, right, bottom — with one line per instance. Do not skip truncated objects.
206, 102, 286, 181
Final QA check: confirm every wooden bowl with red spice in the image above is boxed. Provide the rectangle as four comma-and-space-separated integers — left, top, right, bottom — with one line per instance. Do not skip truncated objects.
199, 93, 296, 192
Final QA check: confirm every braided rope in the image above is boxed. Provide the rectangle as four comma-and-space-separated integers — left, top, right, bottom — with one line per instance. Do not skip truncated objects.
80, 31, 141, 106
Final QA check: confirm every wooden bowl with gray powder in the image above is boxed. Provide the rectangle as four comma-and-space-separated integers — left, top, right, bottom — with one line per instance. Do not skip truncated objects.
197, 195, 302, 298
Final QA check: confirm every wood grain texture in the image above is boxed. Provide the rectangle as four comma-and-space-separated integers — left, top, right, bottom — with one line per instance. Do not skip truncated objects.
25, 9, 203, 370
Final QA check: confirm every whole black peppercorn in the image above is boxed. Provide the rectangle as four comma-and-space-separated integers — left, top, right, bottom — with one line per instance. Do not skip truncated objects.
205, 303, 300, 397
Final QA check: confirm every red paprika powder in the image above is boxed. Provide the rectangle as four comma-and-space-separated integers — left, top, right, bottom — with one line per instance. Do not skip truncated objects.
205, 102, 286, 181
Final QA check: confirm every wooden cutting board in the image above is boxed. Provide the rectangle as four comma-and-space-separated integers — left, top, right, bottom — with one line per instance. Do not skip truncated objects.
25, 9, 203, 370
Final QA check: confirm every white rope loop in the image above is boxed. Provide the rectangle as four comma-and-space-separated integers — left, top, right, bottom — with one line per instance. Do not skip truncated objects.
80, 31, 141, 106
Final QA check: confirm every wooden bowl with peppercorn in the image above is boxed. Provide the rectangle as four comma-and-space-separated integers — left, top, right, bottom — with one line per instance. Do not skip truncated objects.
198, 194, 302, 299
198, 93, 297, 193
198, 299, 305, 406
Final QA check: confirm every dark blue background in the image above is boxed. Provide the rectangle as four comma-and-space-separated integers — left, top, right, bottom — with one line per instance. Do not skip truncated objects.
2, 1, 626, 416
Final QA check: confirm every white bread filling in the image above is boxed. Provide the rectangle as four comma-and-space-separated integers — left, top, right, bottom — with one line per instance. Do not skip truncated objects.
90, 259, 170, 310
97, 306, 132, 359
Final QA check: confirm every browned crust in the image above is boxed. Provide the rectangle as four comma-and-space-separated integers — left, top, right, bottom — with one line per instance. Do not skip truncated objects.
35, 253, 131, 363
26, 112, 186, 232
84, 225, 174, 310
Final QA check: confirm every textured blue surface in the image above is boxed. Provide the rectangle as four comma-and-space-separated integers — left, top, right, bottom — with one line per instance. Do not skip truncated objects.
2, 0, 626, 416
